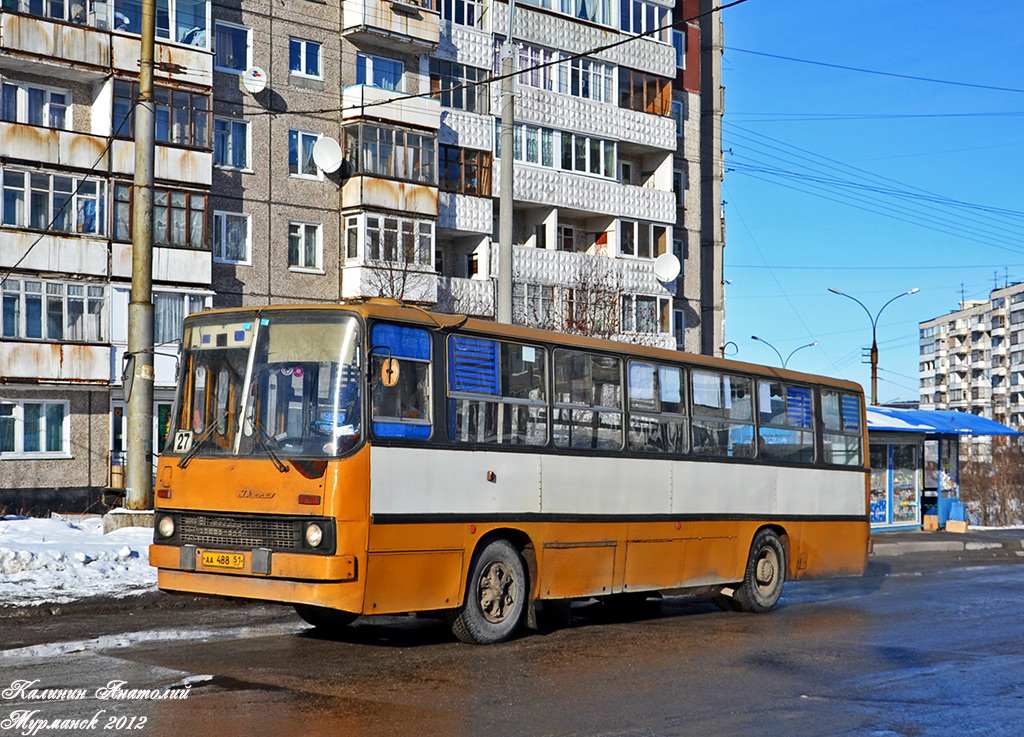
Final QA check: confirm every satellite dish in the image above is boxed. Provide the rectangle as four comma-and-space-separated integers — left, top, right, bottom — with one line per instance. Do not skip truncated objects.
312, 136, 343, 173
653, 253, 681, 282
241, 66, 268, 94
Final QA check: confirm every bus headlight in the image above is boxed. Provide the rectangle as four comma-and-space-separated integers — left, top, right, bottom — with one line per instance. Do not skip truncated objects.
157, 515, 176, 538
305, 523, 323, 548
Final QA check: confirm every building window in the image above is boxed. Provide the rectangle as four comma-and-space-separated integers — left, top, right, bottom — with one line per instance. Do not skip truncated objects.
288, 129, 321, 178
672, 101, 684, 136
513, 283, 554, 328
673, 30, 686, 69
288, 221, 323, 271
505, 41, 559, 92
112, 184, 206, 249
0, 81, 70, 129
673, 308, 684, 346
0, 400, 70, 457
620, 220, 668, 259
1, 170, 105, 236
560, 131, 617, 178
363, 214, 433, 266
557, 225, 575, 252
356, 53, 404, 91
621, 294, 670, 334
213, 211, 250, 264
673, 170, 685, 207
113, 81, 210, 147
438, 145, 492, 196
154, 291, 207, 345
343, 123, 437, 185
619, 0, 671, 42
113, 0, 209, 46
559, 57, 614, 103
214, 21, 251, 74
2, 278, 106, 343
213, 118, 249, 169
430, 59, 490, 114
289, 38, 321, 79
619, 69, 671, 116
439, 0, 484, 28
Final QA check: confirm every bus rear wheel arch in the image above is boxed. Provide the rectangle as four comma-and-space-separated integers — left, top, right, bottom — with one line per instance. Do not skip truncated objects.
450, 538, 528, 645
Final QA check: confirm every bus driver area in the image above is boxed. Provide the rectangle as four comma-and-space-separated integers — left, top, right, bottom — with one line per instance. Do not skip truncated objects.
151, 300, 870, 645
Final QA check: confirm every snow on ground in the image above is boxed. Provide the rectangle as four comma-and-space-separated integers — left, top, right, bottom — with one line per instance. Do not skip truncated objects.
0, 514, 157, 608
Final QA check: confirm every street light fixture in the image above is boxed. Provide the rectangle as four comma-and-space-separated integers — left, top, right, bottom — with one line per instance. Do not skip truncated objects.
751, 336, 819, 369
828, 287, 919, 406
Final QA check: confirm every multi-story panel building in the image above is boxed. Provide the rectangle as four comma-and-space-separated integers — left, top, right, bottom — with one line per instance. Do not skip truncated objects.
919, 283, 1024, 458
0, 0, 214, 512
0, 0, 722, 510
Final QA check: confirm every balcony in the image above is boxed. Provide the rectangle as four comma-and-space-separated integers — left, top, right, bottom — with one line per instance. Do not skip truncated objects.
436, 275, 493, 317
0, 9, 109, 78
0, 124, 211, 187
511, 245, 673, 298
0, 230, 107, 276
342, 0, 439, 48
438, 192, 491, 234
493, 161, 675, 224
341, 262, 438, 303
111, 244, 211, 286
342, 176, 438, 217
0, 341, 110, 383
343, 85, 441, 130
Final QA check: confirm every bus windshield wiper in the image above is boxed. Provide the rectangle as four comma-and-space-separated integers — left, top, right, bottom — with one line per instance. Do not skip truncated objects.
254, 426, 290, 474
177, 416, 225, 469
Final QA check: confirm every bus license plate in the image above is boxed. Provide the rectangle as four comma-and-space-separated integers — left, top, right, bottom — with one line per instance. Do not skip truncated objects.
201, 552, 245, 569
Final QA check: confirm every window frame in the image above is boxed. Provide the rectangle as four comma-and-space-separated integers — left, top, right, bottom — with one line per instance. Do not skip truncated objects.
0, 399, 71, 458
356, 53, 405, 92
2, 278, 106, 343
289, 37, 322, 79
213, 20, 252, 75
438, 144, 492, 196
213, 117, 251, 170
1, 169, 107, 236
212, 210, 251, 264
0, 80, 71, 129
287, 220, 324, 272
288, 129, 322, 179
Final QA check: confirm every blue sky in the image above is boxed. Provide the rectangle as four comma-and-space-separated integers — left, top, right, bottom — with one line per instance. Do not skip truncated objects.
717, 0, 1024, 401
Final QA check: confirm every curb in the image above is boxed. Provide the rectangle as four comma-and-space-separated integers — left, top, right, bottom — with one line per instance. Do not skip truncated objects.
870, 538, 1024, 558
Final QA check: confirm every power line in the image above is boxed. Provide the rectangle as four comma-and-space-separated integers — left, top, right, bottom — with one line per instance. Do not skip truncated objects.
728, 47, 1024, 95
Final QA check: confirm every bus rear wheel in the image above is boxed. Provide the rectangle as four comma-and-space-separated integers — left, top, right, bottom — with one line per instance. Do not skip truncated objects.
294, 604, 358, 631
734, 528, 786, 613
450, 539, 527, 645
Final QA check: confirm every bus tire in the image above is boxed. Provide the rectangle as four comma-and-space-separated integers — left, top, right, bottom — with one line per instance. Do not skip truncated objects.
293, 604, 358, 631
450, 539, 527, 645
734, 528, 786, 613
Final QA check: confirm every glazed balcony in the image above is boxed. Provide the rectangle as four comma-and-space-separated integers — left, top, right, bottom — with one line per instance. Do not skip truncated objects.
342, 0, 439, 48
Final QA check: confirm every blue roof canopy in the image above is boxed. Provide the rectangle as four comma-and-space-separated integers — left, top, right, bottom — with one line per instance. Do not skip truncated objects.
866, 406, 1021, 436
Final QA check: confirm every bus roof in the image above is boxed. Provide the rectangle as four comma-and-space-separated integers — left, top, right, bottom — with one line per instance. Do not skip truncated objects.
187, 299, 864, 395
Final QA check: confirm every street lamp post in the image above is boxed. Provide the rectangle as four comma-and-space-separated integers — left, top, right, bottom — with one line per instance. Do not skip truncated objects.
751, 336, 819, 369
828, 287, 919, 406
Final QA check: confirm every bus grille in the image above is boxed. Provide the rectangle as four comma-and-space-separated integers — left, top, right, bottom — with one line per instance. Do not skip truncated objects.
178, 514, 299, 551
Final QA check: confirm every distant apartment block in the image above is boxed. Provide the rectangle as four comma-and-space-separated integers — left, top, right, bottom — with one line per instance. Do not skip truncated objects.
918, 282, 1024, 455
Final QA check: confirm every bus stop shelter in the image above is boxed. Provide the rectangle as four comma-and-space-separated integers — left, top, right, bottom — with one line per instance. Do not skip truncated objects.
866, 407, 1020, 531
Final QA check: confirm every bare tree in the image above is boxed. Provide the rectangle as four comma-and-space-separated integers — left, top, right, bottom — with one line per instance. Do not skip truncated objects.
962, 437, 1024, 526
363, 237, 433, 302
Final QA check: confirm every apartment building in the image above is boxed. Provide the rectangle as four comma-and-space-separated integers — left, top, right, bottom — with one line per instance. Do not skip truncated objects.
0, 0, 214, 512
0, 0, 721, 511
918, 283, 1024, 457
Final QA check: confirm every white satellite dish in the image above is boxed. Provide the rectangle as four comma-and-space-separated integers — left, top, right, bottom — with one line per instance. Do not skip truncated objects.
653, 252, 681, 282
312, 136, 343, 174
240, 66, 268, 94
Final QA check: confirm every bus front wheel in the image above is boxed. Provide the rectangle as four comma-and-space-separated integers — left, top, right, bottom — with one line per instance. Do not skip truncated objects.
734, 528, 786, 613
294, 604, 358, 631
450, 539, 527, 645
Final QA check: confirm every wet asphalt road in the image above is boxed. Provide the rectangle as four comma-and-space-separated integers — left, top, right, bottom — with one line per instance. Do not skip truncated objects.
3, 554, 1024, 737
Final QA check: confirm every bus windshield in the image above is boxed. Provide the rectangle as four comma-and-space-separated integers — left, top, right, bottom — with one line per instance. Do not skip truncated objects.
167, 311, 362, 460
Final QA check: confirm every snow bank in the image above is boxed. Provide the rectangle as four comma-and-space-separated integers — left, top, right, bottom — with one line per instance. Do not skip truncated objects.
0, 515, 157, 608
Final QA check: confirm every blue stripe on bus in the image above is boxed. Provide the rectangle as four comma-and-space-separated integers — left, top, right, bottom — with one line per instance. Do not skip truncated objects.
841, 395, 861, 431
371, 323, 431, 361
786, 386, 813, 428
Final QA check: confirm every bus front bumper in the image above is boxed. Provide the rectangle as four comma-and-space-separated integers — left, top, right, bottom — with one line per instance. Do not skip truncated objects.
149, 544, 357, 582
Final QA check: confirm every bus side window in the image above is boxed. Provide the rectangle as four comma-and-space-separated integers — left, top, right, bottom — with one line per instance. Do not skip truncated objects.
691, 369, 754, 458
552, 349, 623, 451
756, 381, 815, 463
822, 390, 863, 465
627, 361, 688, 454
370, 323, 432, 440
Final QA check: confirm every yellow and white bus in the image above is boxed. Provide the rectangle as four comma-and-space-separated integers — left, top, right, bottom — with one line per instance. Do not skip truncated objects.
150, 299, 869, 644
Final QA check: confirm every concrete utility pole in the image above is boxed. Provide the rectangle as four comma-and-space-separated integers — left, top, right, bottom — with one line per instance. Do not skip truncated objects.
125, 0, 156, 510
496, 0, 516, 324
